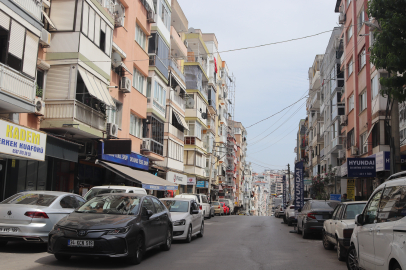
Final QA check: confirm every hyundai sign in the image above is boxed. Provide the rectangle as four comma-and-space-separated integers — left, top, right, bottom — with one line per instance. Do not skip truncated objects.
347, 158, 376, 178
294, 161, 304, 210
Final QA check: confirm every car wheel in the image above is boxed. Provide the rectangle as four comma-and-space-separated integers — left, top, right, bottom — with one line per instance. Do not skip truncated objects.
337, 240, 346, 261
185, 226, 192, 243
346, 245, 358, 270
322, 231, 334, 250
128, 234, 144, 265
197, 222, 204, 238
208, 211, 211, 219
301, 223, 308, 239
54, 254, 71, 261
0, 241, 7, 247
160, 227, 172, 251
391, 262, 402, 270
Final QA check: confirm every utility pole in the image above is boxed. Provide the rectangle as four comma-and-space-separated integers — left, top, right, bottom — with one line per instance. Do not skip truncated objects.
287, 164, 290, 201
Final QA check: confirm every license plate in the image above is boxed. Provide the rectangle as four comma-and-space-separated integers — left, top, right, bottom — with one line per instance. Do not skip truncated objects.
68, 239, 94, 248
0, 227, 18, 233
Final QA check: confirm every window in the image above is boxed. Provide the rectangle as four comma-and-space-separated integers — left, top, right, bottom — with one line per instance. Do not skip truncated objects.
360, 91, 367, 111
130, 114, 143, 138
154, 81, 166, 106
363, 190, 383, 224
160, 3, 170, 30
372, 122, 380, 148
196, 152, 203, 168
146, 78, 151, 97
332, 205, 342, 220
346, 25, 353, 44
107, 101, 122, 128
348, 59, 353, 77
358, 47, 366, 71
168, 140, 183, 162
371, 75, 379, 98
185, 121, 202, 140
357, 7, 365, 31
347, 129, 355, 148
349, 95, 354, 111
151, 197, 164, 213
135, 24, 146, 50
36, 69, 45, 97
344, 203, 366, 219
133, 69, 145, 94
376, 186, 406, 223
360, 132, 368, 154
142, 197, 155, 213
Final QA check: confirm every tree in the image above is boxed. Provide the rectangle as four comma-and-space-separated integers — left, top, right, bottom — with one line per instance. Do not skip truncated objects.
368, 0, 406, 102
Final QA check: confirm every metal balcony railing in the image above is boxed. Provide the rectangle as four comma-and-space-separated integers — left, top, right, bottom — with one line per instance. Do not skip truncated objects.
143, 138, 164, 156
0, 62, 35, 104
15, 0, 43, 21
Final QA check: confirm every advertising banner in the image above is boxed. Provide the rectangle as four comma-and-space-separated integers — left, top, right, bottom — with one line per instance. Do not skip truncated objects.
347, 179, 355, 201
99, 142, 149, 170
0, 119, 47, 161
304, 178, 312, 185
282, 175, 286, 208
294, 161, 304, 210
330, 194, 342, 201
166, 171, 187, 185
187, 177, 196, 185
347, 158, 376, 178
142, 184, 178, 191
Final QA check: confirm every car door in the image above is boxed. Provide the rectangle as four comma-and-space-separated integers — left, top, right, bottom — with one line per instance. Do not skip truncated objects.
150, 197, 167, 243
357, 189, 383, 270
140, 197, 159, 247
326, 205, 341, 241
201, 195, 209, 216
332, 205, 345, 241
191, 201, 200, 233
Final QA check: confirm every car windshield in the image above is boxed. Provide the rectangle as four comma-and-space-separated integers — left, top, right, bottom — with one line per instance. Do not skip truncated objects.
312, 201, 339, 209
212, 202, 220, 205
1, 193, 57, 206
343, 203, 366, 219
161, 200, 189, 212
77, 195, 141, 215
84, 188, 127, 200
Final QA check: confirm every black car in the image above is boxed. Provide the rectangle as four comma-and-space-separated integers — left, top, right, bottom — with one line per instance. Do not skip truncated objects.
48, 193, 173, 265
296, 200, 339, 239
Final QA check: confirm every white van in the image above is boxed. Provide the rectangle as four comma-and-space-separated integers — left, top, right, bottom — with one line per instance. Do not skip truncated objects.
219, 199, 234, 215
175, 193, 211, 219
83, 186, 147, 201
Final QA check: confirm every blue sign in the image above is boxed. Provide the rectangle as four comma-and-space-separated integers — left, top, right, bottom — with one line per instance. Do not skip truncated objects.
282, 175, 286, 209
330, 194, 342, 201
142, 184, 178, 191
98, 142, 149, 171
196, 181, 209, 188
347, 158, 376, 178
294, 161, 304, 210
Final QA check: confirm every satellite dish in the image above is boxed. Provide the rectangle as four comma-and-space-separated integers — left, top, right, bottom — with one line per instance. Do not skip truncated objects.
188, 27, 195, 33
111, 52, 122, 68
186, 98, 195, 109
175, 85, 181, 93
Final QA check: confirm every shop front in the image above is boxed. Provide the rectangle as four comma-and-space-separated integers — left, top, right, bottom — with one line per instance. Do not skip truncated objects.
186, 176, 196, 193
196, 180, 209, 195
166, 171, 187, 196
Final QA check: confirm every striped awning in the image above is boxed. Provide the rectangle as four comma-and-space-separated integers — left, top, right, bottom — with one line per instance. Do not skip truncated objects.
78, 67, 115, 108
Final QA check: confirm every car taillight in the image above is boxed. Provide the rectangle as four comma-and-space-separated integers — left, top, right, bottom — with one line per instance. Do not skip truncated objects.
24, 211, 49, 219
290, 206, 295, 209
307, 212, 316, 219
199, 205, 202, 210
343, 228, 354, 238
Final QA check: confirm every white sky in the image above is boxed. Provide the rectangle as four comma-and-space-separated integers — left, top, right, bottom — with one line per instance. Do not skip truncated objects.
177, 0, 340, 173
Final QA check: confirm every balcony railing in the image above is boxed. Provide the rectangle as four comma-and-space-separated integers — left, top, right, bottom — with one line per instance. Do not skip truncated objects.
153, 99, 166, 114
170, 91, 185, 111
15, 0, 43, 21
149, 54, 168, 78
168, 124, 184, 141
45, 100, 106, 131
143, 138, 164, 156
169, 59, 185, 83
0, 63, 35, 104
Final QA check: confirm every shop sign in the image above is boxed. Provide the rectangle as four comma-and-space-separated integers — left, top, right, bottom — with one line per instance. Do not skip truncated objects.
347, 179, 355, 201
347, 158, 376, 178
294, 161, 304, 210
330, 194, 342, 201
99, 142, 149, 170
187, 177, 196, 185
166, 171, 187, 185
196, 181, 208, 188
0, 119, 47, 161
142, 184, 178, 191
303, 178, 312, 185
369, 151, 390, 171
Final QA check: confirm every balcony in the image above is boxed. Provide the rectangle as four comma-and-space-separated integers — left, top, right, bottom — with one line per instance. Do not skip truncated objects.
310, 91, 320, 110
168, 124, 184, 141
14, 0, 42, 21
170, 26, 187, 59
320, 148, 325, 158
142, 138, 164, 157
169, 59, 185, 83
152, 99, 166, 115
0, 63, 35, 113
184, 136, 204, 150
169, 91, 185, 111
149, 54, 169, 78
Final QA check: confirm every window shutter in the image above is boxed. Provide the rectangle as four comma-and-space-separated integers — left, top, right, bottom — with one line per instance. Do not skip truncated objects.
22, 31, 39, 77
82, 3, 89, 35
94, 15, 100, 46
9, 21, 25, 58
88, 8, 95, 41
0, 10, 10, 30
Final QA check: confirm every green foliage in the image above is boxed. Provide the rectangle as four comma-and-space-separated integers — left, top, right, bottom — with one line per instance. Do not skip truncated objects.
36, 84, 43, 98
368, 0, 406, 102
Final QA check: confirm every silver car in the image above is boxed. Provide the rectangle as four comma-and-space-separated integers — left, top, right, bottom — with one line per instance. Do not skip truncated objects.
0, 191, 85, 245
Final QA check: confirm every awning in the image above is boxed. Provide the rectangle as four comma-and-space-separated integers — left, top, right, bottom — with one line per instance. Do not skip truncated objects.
42, 10, 57, 30
173, 110, 189, 131
121, 63, 132, 75
96, 160, 178, 190
363, 122, 376, 146
45, 134, 81, 163
170, 71, 186, 91
78, 67, 115, 108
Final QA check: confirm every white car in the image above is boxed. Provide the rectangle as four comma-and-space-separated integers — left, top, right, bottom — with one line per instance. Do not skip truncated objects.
83, 186, 147, 200
347, 172, 406, 270
175, 194, 211, 219
284, 198, 312, 226
322, 201, 366, 261
160, 198, 204, 242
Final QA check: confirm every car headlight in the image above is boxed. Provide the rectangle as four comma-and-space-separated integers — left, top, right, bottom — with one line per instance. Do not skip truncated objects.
172, 219, 186, 226
107, 225, 131, 235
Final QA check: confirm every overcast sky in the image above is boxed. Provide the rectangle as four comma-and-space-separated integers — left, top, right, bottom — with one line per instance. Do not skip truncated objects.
178, 0, 339, 173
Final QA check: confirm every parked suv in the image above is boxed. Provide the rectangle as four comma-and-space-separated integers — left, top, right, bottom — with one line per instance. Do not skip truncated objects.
175, 194, 211, 219
322, 201, 366, 261
347, 172, 406, 270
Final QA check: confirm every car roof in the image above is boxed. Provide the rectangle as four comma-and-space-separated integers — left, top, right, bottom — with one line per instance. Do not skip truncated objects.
90, 186, 146, 190
17, 191, 77, 196
160, 198, 193, 202
97, 193, 146, 197
341, 201, 368, 205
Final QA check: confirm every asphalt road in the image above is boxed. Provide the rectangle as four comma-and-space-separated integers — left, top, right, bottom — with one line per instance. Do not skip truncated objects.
0, 215, 346, 270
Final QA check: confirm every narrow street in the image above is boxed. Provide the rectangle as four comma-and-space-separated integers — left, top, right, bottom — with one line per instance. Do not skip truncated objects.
0, 216, 345, 270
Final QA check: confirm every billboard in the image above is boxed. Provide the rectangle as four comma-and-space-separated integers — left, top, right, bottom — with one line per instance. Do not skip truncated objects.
347, 158, 376, 178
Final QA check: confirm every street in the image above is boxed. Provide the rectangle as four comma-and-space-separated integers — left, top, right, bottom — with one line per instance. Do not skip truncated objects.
0, 216, 345, 270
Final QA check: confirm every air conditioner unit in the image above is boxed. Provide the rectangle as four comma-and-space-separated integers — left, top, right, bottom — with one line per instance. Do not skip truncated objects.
147, 11, 156, 23
141, 139, 151, 150
34, 97, 45, 116
340, 115, 347, 126
339, 13, 346, 24
120, 77, 131, 93
351, 146, 359, 156
338, 149, 346, 159
106, 123, 118, 138
40, 28, 51, 47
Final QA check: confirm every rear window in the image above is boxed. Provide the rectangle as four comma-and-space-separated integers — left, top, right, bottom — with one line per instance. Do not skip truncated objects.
2, 193, 57, 206
85, 188, 126, 200
219, 200, 229, 206
212, 202, 220, 205
312, 201, 339, 209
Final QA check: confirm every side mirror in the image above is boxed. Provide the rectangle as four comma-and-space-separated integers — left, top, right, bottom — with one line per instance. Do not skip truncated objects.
192, 210, 199, 214
146, 210, 153, 219
355, 214, 364, 226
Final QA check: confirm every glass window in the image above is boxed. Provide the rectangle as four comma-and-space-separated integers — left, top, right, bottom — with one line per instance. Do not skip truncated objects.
142, 197, 156, 213
360, 91, 367, 111
60, 196, 76, 208
371, 75, 379, 98
377, 186, 406, 223
77, 195, 141, 215
359, 47, 366, 71
348, 59, 353, 77
344, 203, 366, 219
347, 0, 351, 8
151, 197, 164, 213
84, 188, 126, 200
360, 132, 368, 154
2, 193, 57, 206
363, 189, 383, 224
201, 195, 208, 203
130, 114, 143, 138
161, 200, 189, 212
347, 25, 353, 43
135, 24, 146, 50
133, 68, 145, 94
357, 7, 365, 31
332, 205, 341, 219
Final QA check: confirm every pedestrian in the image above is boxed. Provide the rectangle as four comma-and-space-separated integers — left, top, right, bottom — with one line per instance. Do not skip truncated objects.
341, 193, 348, 202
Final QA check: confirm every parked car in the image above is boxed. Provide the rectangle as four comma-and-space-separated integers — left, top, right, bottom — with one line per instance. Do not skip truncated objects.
212, 201, 223, 216
219, 199, 234, 215
275, 204, 285, 218
220, 202, 229, 215
160, 198, 204, 243
296, 200, 339, 239
175, 194, 211, 219
0, 191, 86, 245
83, 186, 147, 200
284, 198, 312, 226
322, 201, 366, 261
347, 172, 406, 270
48, 193, 172, 265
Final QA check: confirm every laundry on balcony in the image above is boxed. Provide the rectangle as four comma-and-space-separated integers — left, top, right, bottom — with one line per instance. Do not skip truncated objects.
78, 67, 115, 108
